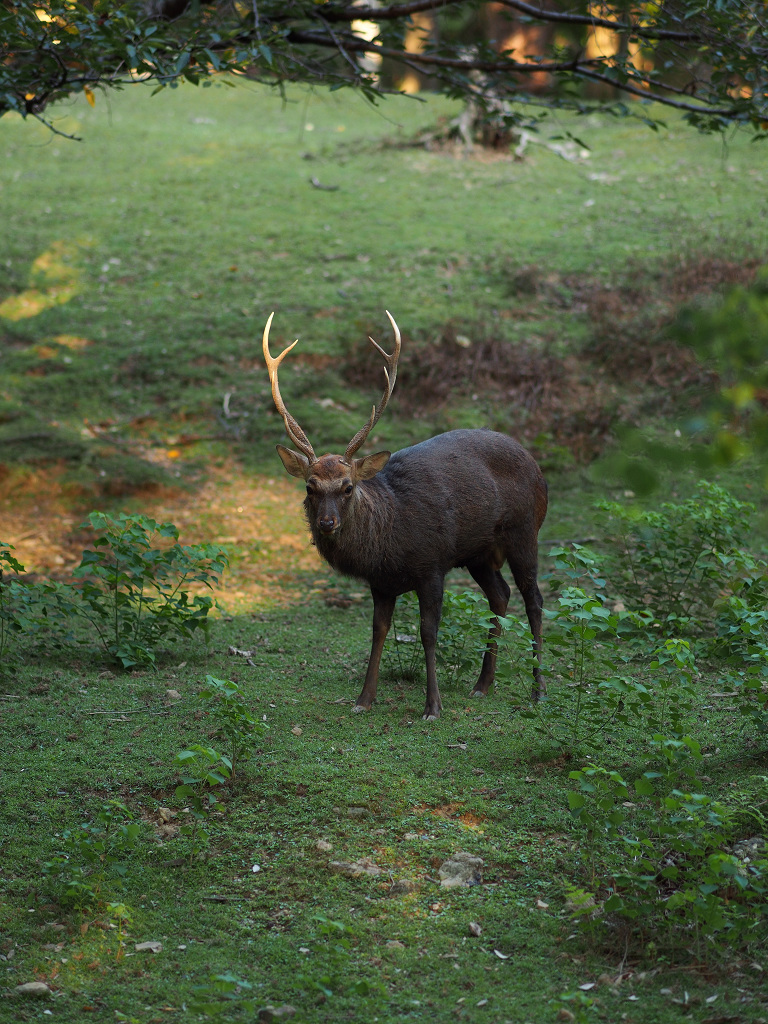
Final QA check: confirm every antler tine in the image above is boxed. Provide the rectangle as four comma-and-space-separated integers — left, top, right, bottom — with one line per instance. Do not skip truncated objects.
262, 313, 316, 462
345, 311, 401, 460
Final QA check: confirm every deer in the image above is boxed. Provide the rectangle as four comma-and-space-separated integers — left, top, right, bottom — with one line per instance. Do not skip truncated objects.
262, 311, 548, 721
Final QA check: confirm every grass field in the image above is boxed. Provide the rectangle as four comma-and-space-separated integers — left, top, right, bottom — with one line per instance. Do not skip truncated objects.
1, 82, 768, 1024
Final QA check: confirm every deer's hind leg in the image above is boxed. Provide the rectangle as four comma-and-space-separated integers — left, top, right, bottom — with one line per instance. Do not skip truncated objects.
466, 555, 511, 698
505, 531, 546, 700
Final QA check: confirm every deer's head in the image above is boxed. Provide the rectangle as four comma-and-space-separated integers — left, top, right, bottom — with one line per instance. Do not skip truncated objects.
263, 312, 401, 535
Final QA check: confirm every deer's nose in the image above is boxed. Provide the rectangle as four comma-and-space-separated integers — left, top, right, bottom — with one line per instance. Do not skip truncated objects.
318, 516, 338, 534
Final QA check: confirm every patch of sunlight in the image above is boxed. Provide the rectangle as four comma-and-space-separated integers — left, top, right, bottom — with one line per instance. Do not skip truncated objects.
30, 334, 93, 360
53, 334, 92, 350
0, 240, 85, 322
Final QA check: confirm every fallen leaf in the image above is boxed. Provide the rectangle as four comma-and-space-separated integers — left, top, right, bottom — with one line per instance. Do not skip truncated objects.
468, 921, 482, 937
535, 899, 549, 909
493, 949, 510, 959
228, 646, 254, 658
134, 941, 163, 953
291, 726, 302, 736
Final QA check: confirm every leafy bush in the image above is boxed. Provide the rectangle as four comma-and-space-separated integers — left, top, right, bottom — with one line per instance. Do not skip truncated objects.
42, 801, 144, 909
567, 759, 768, 956
73, 511, 228, 668
597, 480, 754, 624
0, 543, 81, 670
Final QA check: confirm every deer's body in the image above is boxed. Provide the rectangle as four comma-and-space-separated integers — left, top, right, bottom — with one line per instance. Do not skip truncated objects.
311, 430, 546, 592
263, 314, 548, 719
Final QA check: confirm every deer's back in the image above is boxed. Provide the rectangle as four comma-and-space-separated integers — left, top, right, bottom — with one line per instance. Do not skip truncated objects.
331, 429, 547, 588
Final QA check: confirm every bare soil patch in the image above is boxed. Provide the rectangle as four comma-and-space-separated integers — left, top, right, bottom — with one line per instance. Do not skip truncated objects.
0, 463, 324, 610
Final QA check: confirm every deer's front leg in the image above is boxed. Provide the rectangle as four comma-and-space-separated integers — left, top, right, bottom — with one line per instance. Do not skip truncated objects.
354, 589, 396, 712
417, 575, 445, 721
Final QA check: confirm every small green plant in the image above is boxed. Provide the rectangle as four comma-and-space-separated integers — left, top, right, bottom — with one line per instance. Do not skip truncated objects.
106, 901, 133, 959
549, 989, 598, 1024
0, 542, 25, 670
197, 675, 267, 776
511, 546, 630, 751
42, 801, 143, 909
298, 914, 376, 1000
567, 764, 630, 884
435, 588, 500, 688
174, 744, 232, 860
189, 973, 257, 1017
597, 481, 754, 624
73, 511, 228, 668
386, 591, 422, 680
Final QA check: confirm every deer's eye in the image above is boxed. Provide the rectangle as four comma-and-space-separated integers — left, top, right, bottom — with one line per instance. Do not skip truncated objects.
344, 483, 353, 495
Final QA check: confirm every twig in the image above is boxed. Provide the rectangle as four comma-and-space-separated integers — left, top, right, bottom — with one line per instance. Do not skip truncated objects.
82, 703, 180, 715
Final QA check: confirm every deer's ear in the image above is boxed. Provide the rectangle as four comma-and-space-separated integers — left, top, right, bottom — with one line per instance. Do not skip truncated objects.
276, 444, 310, 479
353, 451, 390, 481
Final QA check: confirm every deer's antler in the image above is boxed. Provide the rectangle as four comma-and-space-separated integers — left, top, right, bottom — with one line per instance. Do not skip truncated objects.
262, 312, 317, 463
344, 311, 401, 459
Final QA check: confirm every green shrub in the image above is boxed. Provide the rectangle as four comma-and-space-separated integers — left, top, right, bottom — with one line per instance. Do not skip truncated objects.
597, 480, 754, 624
73, 511, 228, 668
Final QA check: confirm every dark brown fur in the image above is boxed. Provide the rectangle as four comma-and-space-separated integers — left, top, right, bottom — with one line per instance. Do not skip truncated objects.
280, 428, 547, 720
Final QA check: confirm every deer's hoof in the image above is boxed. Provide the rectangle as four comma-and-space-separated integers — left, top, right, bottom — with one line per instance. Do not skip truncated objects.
469, 688, 487, 699
352, 703, 370, 714
421, 711, 440, 721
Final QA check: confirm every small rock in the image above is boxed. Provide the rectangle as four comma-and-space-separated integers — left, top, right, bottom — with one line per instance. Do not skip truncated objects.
733, 836, 766, 864
438, 851, 484, 888
165, 689, 181, 700
158, 807, 176, 822
347, 806, 369, 818
328, 858, 382, 878
385, 940, 406, 949
14, 982, 52, 998
389, 877, 418, 895
291, 726, 302, 736
316, 839, 333, 853
468, 921, 482, 937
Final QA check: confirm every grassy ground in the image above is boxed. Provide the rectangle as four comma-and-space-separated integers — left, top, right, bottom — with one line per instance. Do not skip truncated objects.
2, 588, 767, 1023
1, 83, 768, 1023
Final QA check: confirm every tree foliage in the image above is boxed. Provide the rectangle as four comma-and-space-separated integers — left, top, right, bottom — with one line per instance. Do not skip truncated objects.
2, 0, 767, 138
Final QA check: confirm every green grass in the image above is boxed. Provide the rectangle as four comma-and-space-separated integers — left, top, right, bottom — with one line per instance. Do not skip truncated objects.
2, 82, 768, 1023
2, 591, 767, 1023
1, 81, 767, 477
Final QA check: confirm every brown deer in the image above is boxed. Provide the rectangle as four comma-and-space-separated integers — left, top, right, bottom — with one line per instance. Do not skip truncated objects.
263, 311, 548, 720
